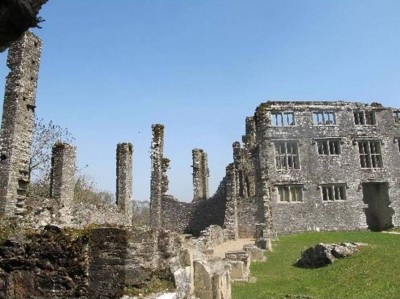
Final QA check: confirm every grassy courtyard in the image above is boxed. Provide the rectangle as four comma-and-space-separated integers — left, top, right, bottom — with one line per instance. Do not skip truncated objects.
232, 231, 400, 299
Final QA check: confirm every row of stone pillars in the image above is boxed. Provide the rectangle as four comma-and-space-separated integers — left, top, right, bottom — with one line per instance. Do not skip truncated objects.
0, 32, 133, 220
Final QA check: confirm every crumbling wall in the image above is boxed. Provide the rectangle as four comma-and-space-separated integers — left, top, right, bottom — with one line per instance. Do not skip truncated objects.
0, 225, 89, 298
161, 195, 226, 236
88, 228, 127, 298
0, 32, 41, 217
0, 225, 198, 299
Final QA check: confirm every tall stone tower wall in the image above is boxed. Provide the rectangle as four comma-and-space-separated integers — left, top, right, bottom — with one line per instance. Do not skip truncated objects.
0, 32, 42, 216
192, 148, 209, 201
50, 142, 76, 206
116, 142, 133, 220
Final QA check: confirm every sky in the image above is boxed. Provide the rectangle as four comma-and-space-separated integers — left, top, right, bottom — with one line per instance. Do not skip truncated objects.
0, 0, 400, 202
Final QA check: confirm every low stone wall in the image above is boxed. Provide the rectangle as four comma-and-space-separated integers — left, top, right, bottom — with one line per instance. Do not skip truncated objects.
161, 195, 226, 236
0, 225, 89, 298
237, 196, 259, 238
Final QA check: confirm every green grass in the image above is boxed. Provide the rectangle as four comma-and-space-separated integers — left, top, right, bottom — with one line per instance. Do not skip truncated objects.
232, 231, 400, 299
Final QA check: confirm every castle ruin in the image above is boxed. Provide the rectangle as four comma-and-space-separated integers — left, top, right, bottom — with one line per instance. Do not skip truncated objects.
1, 30, 400, 299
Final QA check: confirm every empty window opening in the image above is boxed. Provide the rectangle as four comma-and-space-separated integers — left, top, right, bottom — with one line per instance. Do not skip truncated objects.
317, 139, 340, 155
278, 185, 303, 202
313, 111, 336, 125
394, 111, 400, 123
275, 141, 300, 170
354, 111, 376, 125
362, 182, 394, 231
321, 184, 346, 201
18, 179, 28, 196
272, 112, 295, 126
358, 141, 383, 168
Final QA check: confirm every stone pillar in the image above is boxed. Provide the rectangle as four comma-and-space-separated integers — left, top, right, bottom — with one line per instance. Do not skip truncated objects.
0, 32, 42, 216
150, 124, 164, 229
50, 142, 76, 207
192, 148, 209, 201
224, 164, 238, 240
242, 117, 256, 148
116, 143, 133, 220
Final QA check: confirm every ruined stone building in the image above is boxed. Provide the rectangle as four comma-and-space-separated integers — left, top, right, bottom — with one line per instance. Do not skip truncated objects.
159, 101, 400, 238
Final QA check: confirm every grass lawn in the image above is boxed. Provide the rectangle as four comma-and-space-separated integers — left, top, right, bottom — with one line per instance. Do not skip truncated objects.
232, 231, 400, 299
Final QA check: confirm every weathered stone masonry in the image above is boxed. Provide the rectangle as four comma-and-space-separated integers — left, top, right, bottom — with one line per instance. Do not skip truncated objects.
150, 124, 164, 229
116, 142, 133, 220
0, 32, 41, 217
192, 148, 209, 201
253, 101, 400, 234
50, 142, 76, 206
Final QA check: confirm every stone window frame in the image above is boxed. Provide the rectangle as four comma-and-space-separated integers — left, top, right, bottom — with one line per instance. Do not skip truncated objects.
312, 111, 337, 125
273, 140, 300, 170
276, 184, 304, 203
314, 138, 341, 156
353, 110, 376, 126
357, 140, 383, 169
393, 111, 400, 124
319, 184, 347, 201
271, 111, 295, 127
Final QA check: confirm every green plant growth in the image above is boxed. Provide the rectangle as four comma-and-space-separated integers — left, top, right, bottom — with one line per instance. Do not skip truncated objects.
232, 231, 400, 299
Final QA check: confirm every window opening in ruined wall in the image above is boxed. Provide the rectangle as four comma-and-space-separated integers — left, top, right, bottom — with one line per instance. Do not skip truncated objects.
313, 111, 336, 125
275, 141, 300, 170
358, 141, 383, 168
272, 111, 295, 126
354, 111, 376, 125
321, 184, 346, 201
394, 111, 400, 123
277, 185, 303, 202
316, 139, 340, 155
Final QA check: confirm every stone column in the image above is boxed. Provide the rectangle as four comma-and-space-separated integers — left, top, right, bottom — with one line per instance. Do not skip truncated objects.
0, 32, 42, 216
116, 143, 133, 220
150, 124, 164, 229
50, 142, 76, 207
192, 148, 209, 201
224, 163, 238, 240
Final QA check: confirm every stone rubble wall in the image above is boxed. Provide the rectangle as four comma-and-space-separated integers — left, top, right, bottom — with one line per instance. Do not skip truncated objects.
160, 195, 225, 236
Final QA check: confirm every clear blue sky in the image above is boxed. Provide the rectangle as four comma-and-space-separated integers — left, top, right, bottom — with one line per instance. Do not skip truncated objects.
1, 0, 399, 201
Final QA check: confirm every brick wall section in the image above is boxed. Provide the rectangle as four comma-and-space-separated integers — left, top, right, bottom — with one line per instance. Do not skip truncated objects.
50, 142, 76, 207
116, 142, 133, 220
0, 32, 41, 216
192, 148, 209, 201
